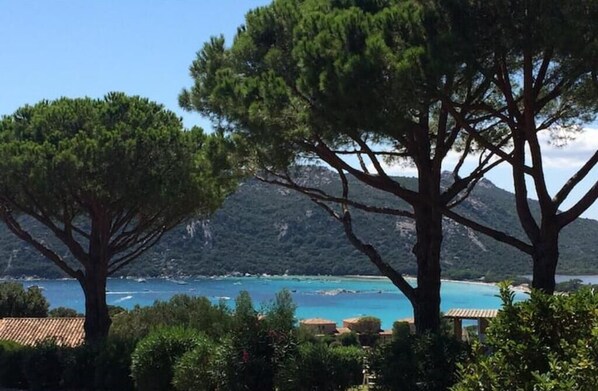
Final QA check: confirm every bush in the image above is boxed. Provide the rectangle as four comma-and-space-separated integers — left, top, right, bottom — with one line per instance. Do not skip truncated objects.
453, 285, 598, 391
392, 320, 411, 340
131, 327, 205, 391
354, 316, 381, 334
93, 336, 136, 391
49, 306, 82, 317
0, 340, 27, 389
277, 343, 363, 391
22, 340, 64, 391
338, 331, 360, 347
111, 294, 232, 341
61, 343, 96, 390
371, 332, 469, 391
172, 337, 217, 391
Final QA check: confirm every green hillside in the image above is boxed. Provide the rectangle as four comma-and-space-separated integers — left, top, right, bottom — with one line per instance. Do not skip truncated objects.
1, 167, 596, 280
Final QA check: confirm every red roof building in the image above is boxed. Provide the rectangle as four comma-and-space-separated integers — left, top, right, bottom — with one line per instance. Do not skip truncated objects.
0, 317, 85, 347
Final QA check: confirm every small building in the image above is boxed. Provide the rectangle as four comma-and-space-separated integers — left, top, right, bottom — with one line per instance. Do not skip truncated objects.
444, 309, 498, 341
300, 318, 337, 335
378, 329, 393, 344
335, 326, 352, 335
342, 317, 361, 330
0, 317, 85, 347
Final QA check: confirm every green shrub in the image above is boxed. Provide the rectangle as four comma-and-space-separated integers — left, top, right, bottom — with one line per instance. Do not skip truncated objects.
392, 320, 411, 340
453, 285, 598, 391
216, 290, 298, 391
111, 294, 232, 341
57, 336, 136, 391
354, 316, 381, 334
61, 344, 96, 390
0, 340, 27, 389
131, 327, 204, 391
277, 343, 363, 391
338, 331, 360, 347
93, 336, 136, 391
48, 306, 81, 317
22, 340, 64, 391
371, 332, 469, 391
172, 337, 217, 391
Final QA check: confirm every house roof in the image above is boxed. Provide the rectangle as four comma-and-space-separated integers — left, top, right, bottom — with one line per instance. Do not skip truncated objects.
444, 309, 498, 319
0, 317, 85, 347
300, 318, 336, 325
335, 327, 352, 334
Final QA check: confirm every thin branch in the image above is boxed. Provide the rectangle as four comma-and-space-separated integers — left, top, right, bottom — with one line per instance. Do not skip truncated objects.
0, 208, 82, 279
108, 229, 167, 275
309, 136, 420, 205
255, 174, 414, 219
557, 180, 598, 228
553, 150, 598, 207
442, 208, 533, 254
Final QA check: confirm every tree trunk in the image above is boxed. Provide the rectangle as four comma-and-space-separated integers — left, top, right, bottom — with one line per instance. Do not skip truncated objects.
412, 202, 443, 334
80, 272, 111, 343
80, 212, 112, 343
531, 223, 560, 294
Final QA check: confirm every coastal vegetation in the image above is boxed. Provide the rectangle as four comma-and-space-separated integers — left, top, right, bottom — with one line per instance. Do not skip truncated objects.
0, 0, 595, 388
0, 94, 235, 341
2, 287, 595, 390
453, 284, 598, 390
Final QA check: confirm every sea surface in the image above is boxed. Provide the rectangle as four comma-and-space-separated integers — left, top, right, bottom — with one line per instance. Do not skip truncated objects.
20, 276, 529, 329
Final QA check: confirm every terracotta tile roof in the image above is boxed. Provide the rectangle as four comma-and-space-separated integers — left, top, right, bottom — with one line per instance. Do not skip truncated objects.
0, 317, 85, 347
335, 327, 352, 334
444, 309, 498, 319
300, 318, 336, 325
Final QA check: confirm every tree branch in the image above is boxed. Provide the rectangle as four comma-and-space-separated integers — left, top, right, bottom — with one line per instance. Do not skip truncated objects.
553, 150, 598, 207
557, 180, 598, 228
0, 208, 82, 279
442, 208, 533, 254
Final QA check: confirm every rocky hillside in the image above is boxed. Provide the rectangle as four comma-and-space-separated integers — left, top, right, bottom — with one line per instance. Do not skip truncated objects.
1, 167, 597, 280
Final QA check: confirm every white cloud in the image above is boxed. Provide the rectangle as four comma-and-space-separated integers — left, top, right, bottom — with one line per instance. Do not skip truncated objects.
538, 128, 598, 169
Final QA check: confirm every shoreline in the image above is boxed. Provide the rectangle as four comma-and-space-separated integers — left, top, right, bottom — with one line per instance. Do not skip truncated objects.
9, 273, 595, 293
5, 272, 598, 290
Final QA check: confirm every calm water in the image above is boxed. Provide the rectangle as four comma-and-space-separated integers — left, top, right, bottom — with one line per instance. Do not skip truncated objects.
19, 276, 527, 329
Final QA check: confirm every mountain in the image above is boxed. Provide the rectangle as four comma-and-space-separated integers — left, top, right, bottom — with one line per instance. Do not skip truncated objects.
1, 166, 597, 280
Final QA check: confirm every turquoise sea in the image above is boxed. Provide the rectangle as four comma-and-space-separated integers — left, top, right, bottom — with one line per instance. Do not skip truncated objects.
20, 276, 527, 329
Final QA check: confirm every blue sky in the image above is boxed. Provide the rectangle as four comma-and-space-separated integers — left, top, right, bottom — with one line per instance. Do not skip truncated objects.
1, 1, 596, 220
0, 0, 270, 129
